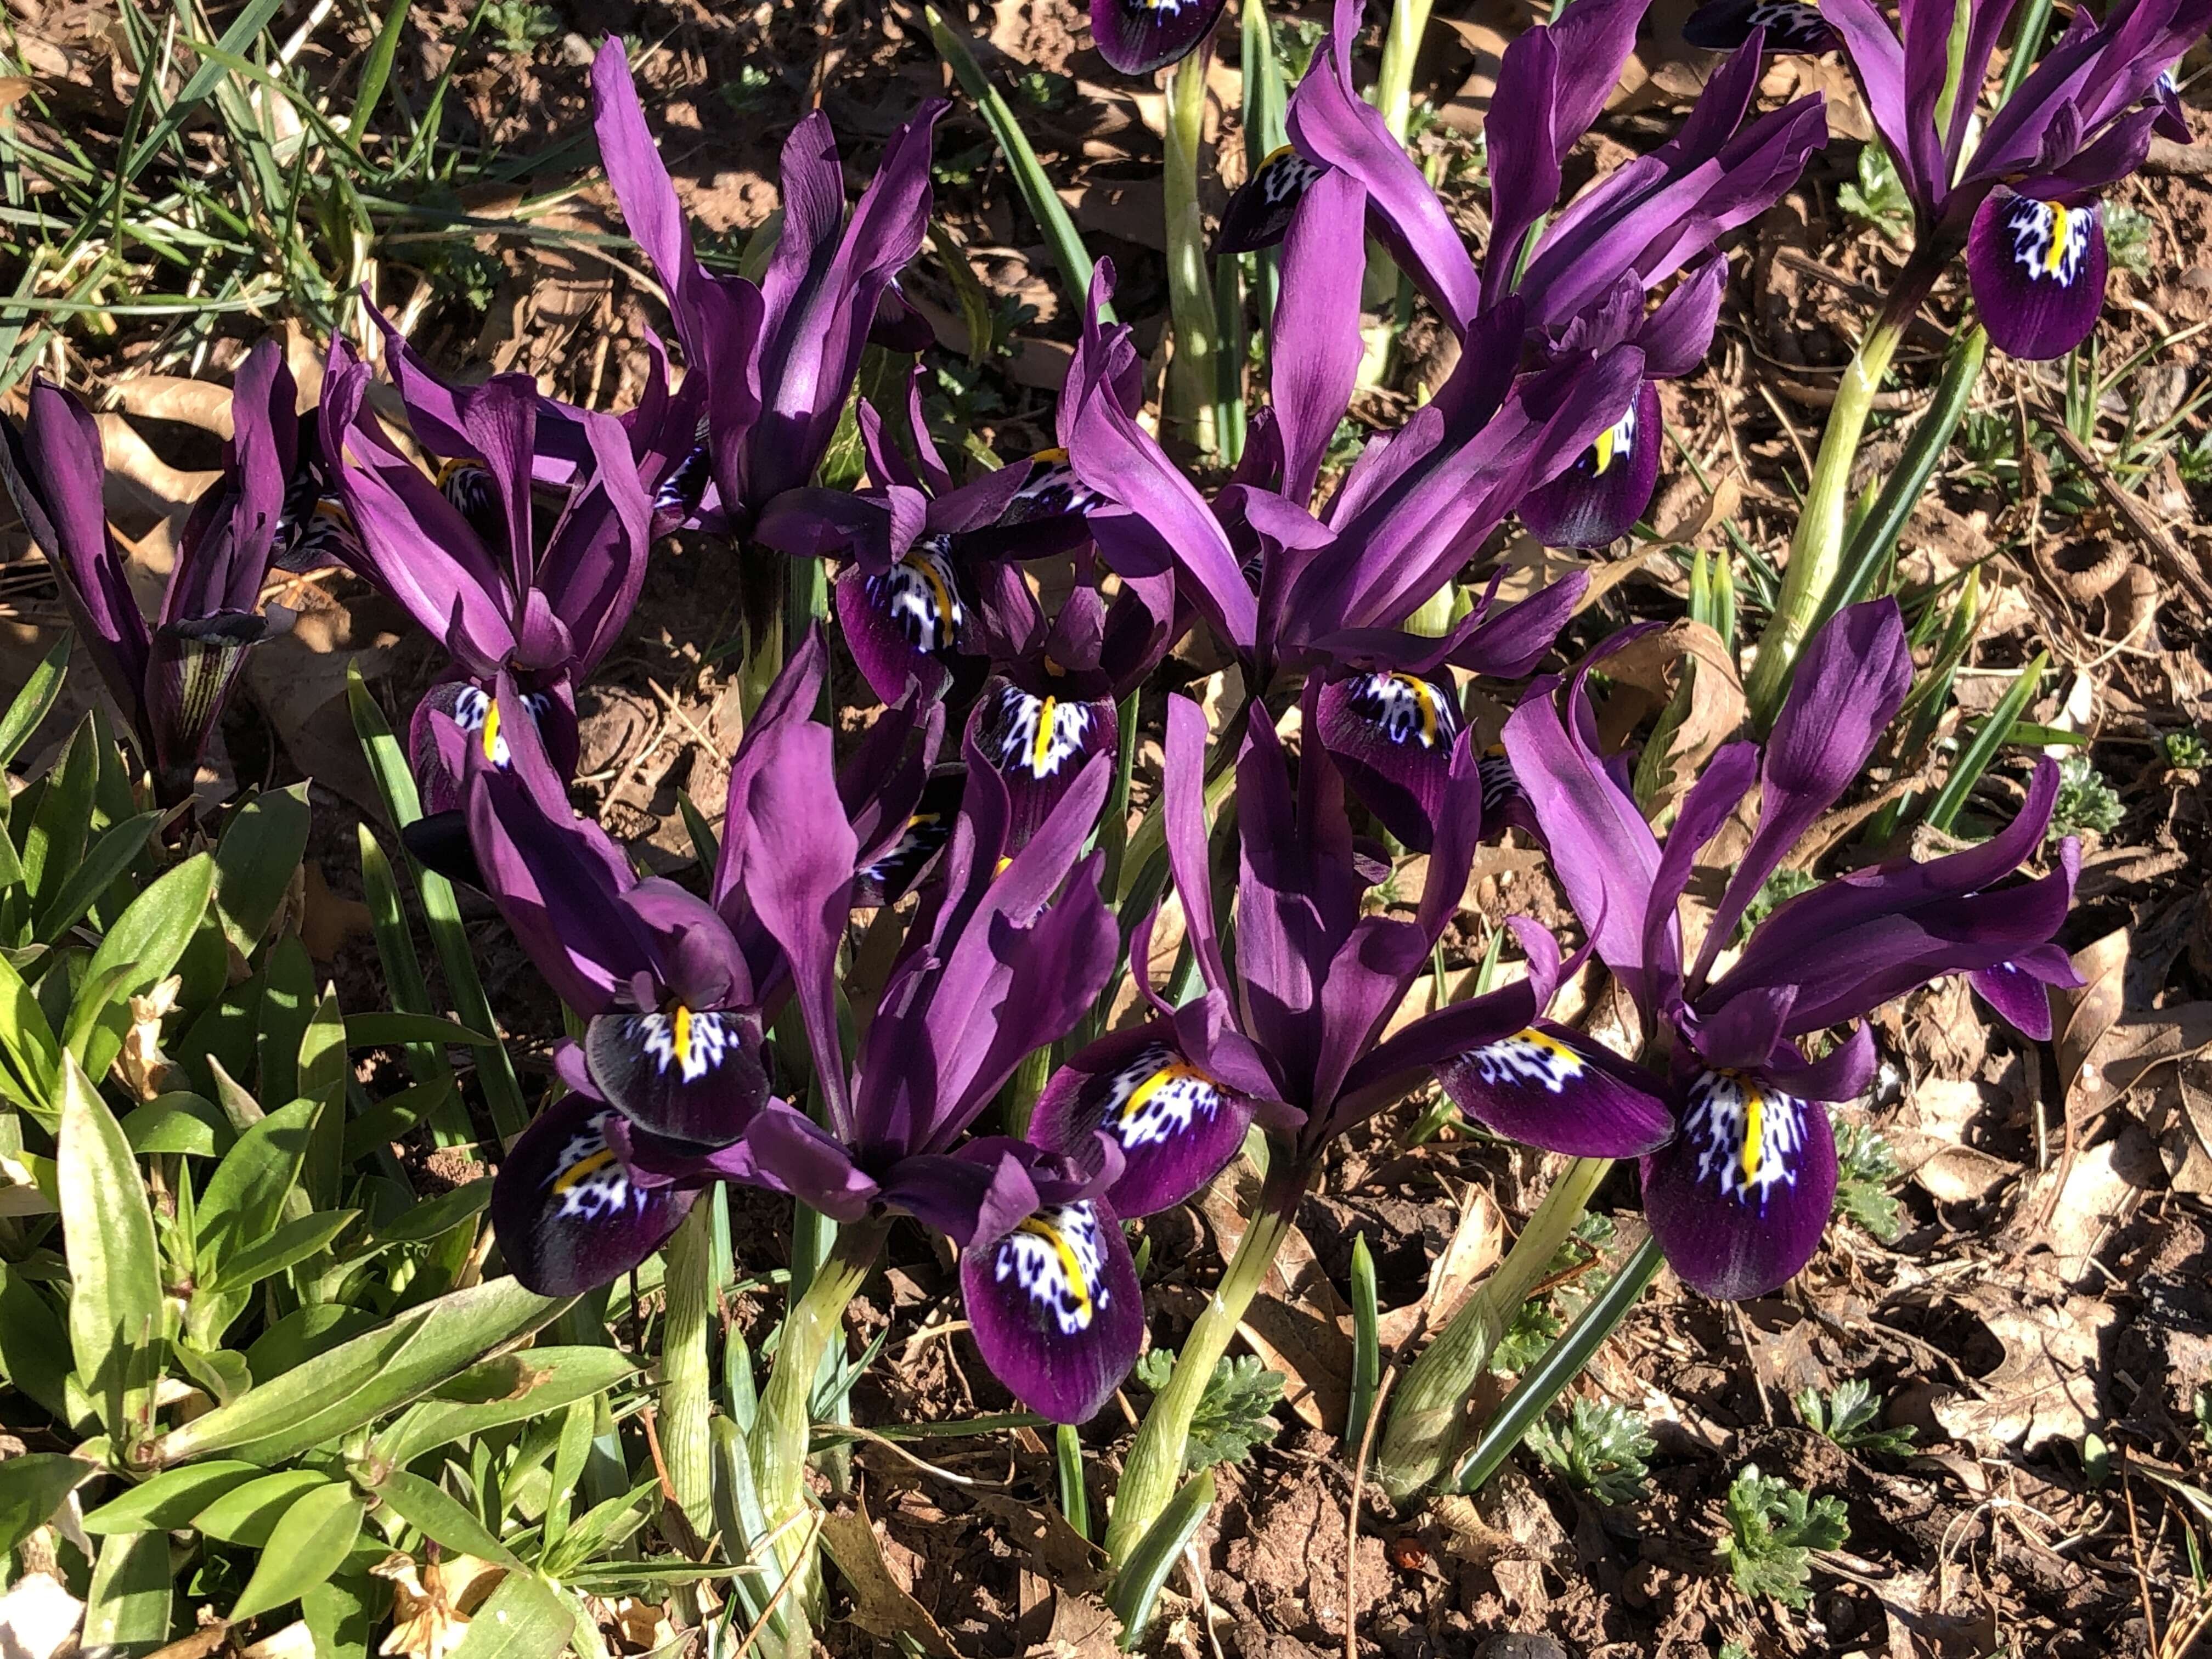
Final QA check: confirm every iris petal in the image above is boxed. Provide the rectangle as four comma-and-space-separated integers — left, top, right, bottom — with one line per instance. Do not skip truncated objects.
961, 1198, 1145, 1423
1089, 0, 1231, 76
583, 1006, 772, 1148
1517, 380, 1663, 549
1029, 1020, 1254, 1217
969, 676, 1118, 851
489, 1092, 693, 1295
1316, 670, 1464, 853
835, 537, 970, 703
1435, 1021, 1675, 1156
1966, 191, 2108, 361
1214, 145, 1325, 255
1639, 1069, 1837, 1300
1681, 0, 1838, 52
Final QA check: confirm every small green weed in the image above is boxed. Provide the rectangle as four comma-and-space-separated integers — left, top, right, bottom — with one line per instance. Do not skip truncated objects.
1795, 1379, 1917, 1457
1719, 1465, 1850, 1608
482, 0, 560, 54
2105, 202, 2154, 274
1838, 144, 1914, 242
1527, 1398, 1656, 1505
1133, 1351, 1285, 1472
2164, 729, 2209, 771
1832, 1122, 1904, 1243
2051, 754, 2125, 842
1738, 867, 1818, 941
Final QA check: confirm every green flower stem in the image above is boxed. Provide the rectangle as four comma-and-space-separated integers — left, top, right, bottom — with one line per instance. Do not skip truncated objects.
1372, 1154, 1611, 1500
754, 1217, 892, 1565
1164, 47, 1218, 458
659, 1202, 720, 1543
1743, 254, 1944, 725
1103, 1156, 1308, 1563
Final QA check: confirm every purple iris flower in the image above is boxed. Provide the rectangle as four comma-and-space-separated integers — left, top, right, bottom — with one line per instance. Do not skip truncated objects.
1028, 684, 1589, 1228
1221, 0, 1824, 548
1064, 180, 1627, 842
0, 342, 314, 803
319, 335, 662, 814
478, 627, 942, 1291
623, 730, 1137, 1423
754, 386, 1104, 709
591, 40, 946, 536
1682, 0, 1839, 53
1824, 0, 2209, 357
1440, 599, 2080, 1298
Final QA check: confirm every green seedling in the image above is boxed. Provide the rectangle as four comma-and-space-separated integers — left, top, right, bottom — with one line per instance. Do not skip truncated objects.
2050, 754, 2125, 840
1526, 1398, 1655, 1505
1794, 1379, 1917, 1457
1719, 1464, 1850, 1608
1832, 1122, 1904, 1243
1132, 1351, 1285, 1472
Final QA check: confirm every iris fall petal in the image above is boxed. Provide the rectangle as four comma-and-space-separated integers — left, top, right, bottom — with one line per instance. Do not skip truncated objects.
1090, 0, 1230, 76
490, 1091, 694, 1295
1315, 669, 1464, 852
583, 1006, 772, 1149
961, 1198, 1145, 1423
1640, 1069, 1837, 1300
969, 677, 1118, 851
1516, 380, 1663, 548
1435, 1021, 1675, 1156
1967, 191, 2108, 360
1029, 1021, 1254, 1217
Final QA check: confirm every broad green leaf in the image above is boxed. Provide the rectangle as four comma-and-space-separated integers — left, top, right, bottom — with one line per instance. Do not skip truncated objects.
145, 1277, 573, 1468
256, 938, 315, 1105
0, 944, 61, 1126
0, 1452, 91, 1553
373, 1178, 489, 1246
448, 1568, 573, 1659
298, 986, 346, 1210
375, 1346, 641, 1468
59, 960, 139, 1071
303, 1573, 376, 1659
228, 1483, 364, 1621
83, 1528, 172, 1656
193, 1469, 338, 1545
0, 635, 69, 770
201, 1209, 358, 1296
213, 783, 311, 954
120, 1093, 234, 1156
77, 853, 216, 1081
342, 1012, 498, 1048
22, 722, 97, 919
195, 1094, 323, 1272
371, 1469, 525, 1570
58, 1052, 164, 1436
342, 1076, 456, 1160
36, 810, 163, 945
244, 1303, 382, 1380
82, 1460, 266, 1535
171, 1341, 251, 1406
0, 1260, 70, 1416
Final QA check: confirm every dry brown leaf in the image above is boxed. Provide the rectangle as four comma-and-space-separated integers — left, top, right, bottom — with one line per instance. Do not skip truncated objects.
1197, 1170, 1350, 1431
2053, 928, 2129, 1108
1592, 619, 1746, 812
1022, 1588, 1121, 1659
1930, 1294, 2113, 1454
1889, 1077, 2021, 1203
373, 1553, 505, 1659
818, 1496, 960, 1659
2026, 1138, 2146, 1284
2081, 1001, 2212, 1105
93, 412, 216, 527
300, 864, 373, 963
1377, 1182, 1504, 1348
100, 376, 235, 437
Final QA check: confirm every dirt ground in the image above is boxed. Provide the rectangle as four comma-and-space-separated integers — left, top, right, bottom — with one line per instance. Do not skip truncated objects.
4, 0, 2211, 1652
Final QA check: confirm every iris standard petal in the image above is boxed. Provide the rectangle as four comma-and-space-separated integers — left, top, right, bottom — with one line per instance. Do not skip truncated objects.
1436, 1021, 1675, 1156
834, 537, 971, 703
1090, 0, 1229, 75
1516, 380, 1663, 549
969, 676, 1120, 851
1967, 190, 2108, 359
1640, 1070, 1837, 1300
490, 1092, 693, 1296
1316, 669, 1464, 853
1029, 1022, 1255, 1218
961, 1198, 1146, 1423
582, 1006, 772, 1149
